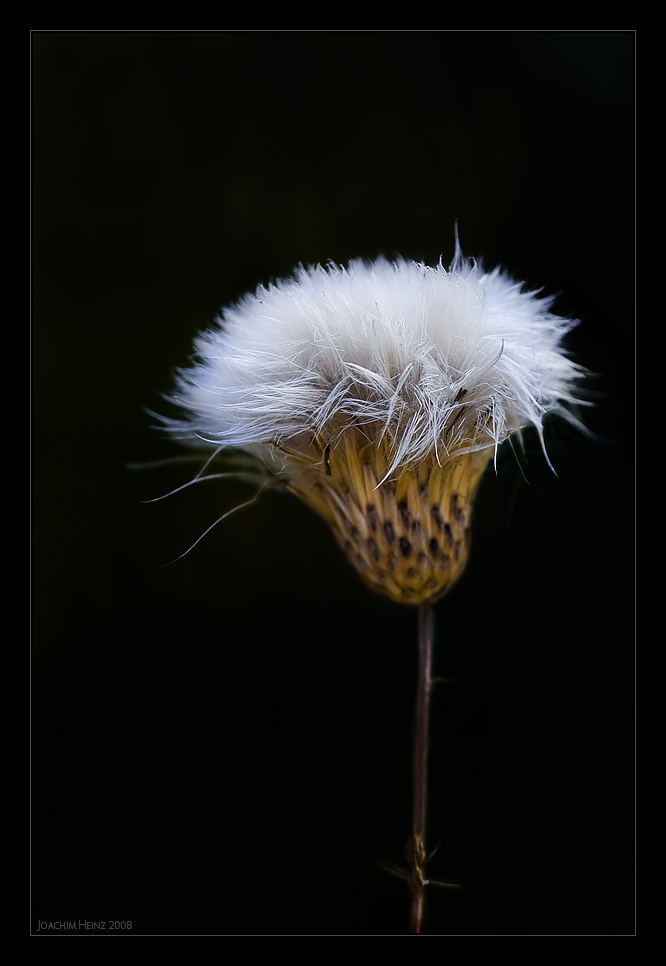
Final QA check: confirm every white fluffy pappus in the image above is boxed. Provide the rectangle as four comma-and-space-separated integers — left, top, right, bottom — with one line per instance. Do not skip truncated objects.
159, 241, 587, 478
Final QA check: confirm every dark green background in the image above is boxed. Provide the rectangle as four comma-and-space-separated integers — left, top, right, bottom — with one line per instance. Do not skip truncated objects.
33, 32, 634, 936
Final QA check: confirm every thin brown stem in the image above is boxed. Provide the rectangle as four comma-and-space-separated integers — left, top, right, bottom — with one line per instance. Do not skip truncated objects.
408, 603, 434, 934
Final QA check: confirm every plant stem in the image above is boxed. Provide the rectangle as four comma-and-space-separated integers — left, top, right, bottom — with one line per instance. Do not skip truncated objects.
408, 603, 434, 934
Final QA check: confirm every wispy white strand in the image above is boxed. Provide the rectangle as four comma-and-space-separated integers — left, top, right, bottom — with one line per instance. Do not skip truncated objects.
162, 479, 271, 566
143, 470, 268, 504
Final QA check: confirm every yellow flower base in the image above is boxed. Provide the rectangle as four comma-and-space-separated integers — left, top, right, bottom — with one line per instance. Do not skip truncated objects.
285, 433, 493, 606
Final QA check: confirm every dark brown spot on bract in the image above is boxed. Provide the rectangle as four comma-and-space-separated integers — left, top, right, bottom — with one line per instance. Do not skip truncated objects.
367, 538, 379, 560
384, 521, 395, 543
429, 538, 440, 557
443, 522, 454, 547
399, 537, 412, 558
399, 501, 412, 529
431, 505, 444, 531
366, 503, 379, 531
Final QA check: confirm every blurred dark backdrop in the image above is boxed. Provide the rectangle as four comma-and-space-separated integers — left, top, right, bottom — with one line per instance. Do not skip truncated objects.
32, 32, 634, 936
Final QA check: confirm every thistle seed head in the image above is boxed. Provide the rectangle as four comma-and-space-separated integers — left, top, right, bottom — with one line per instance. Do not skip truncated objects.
158, 238, 588, 603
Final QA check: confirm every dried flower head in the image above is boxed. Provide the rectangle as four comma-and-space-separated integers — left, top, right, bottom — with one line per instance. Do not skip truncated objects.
159, 238, 587, 605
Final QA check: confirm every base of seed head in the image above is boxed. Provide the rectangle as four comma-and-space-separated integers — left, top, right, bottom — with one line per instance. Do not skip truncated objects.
283, 430, 492, 606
